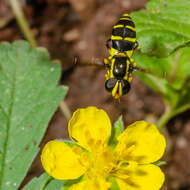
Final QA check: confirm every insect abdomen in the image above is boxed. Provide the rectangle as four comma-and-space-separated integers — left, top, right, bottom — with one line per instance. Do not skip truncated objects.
111, 14, 136, 52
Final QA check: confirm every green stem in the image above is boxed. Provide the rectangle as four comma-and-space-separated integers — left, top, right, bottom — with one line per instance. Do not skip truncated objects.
8, 0, 37, 47
158, 103, 190, 130
157, 104, 173, 130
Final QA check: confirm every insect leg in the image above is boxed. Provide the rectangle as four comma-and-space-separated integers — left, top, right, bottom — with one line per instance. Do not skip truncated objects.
74, 56, 104, 67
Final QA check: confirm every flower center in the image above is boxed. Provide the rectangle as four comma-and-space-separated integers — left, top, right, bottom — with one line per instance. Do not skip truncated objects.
84, 143, 136, 183
86, 147, 127, 179
86, 146, 116, 179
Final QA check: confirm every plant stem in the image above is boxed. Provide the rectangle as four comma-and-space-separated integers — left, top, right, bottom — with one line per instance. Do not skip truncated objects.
158, 100, 190, 130
8, 0, 37, 47
59, 101, 72, 121
157, 104, 173, 130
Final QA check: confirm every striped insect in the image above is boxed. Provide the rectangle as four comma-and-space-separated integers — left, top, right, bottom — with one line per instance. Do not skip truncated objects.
75, 13, 138, 99
104, 54, 136, 99
104, 13, 138, 99
106, 13, 138, 59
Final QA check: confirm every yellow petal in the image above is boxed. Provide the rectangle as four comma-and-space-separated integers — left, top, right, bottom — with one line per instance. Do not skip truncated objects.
116, 164, 165, 190
68, 107, 112, 152
69, 178, 111, 190
116, 121, 166, 164
41, 140, 87, 180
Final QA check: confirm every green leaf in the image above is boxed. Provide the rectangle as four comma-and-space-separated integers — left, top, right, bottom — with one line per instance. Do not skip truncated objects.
60, 139, 76, 147
153, 160, 167, 166
44, 179, 66, 190
27, 173, 84, 190
109, 177, 120, 190
134, 47, 190, 109
22, 173, 66, 190
61, 176, 84, 190
131, 0, 190, 128
131, 0, 190, 57
109, 116, 124, 148
22, 173, 51, 190
0, 41, 68, 190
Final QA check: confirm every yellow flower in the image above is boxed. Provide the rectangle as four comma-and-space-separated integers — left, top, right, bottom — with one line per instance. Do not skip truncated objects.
41, 107, 166, 190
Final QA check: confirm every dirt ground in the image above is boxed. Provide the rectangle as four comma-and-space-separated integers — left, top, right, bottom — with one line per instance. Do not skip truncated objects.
1, 0, 190, 189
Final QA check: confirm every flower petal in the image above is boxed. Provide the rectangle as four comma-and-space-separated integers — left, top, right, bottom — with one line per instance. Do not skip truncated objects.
69, 178, 111, 190
41, 140, 87, 180
68, 107, 112, 152
116, 121, 166, 164
116, 164, 165, 190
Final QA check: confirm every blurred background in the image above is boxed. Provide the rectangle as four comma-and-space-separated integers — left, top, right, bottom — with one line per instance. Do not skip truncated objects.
1, 0, 190, 189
